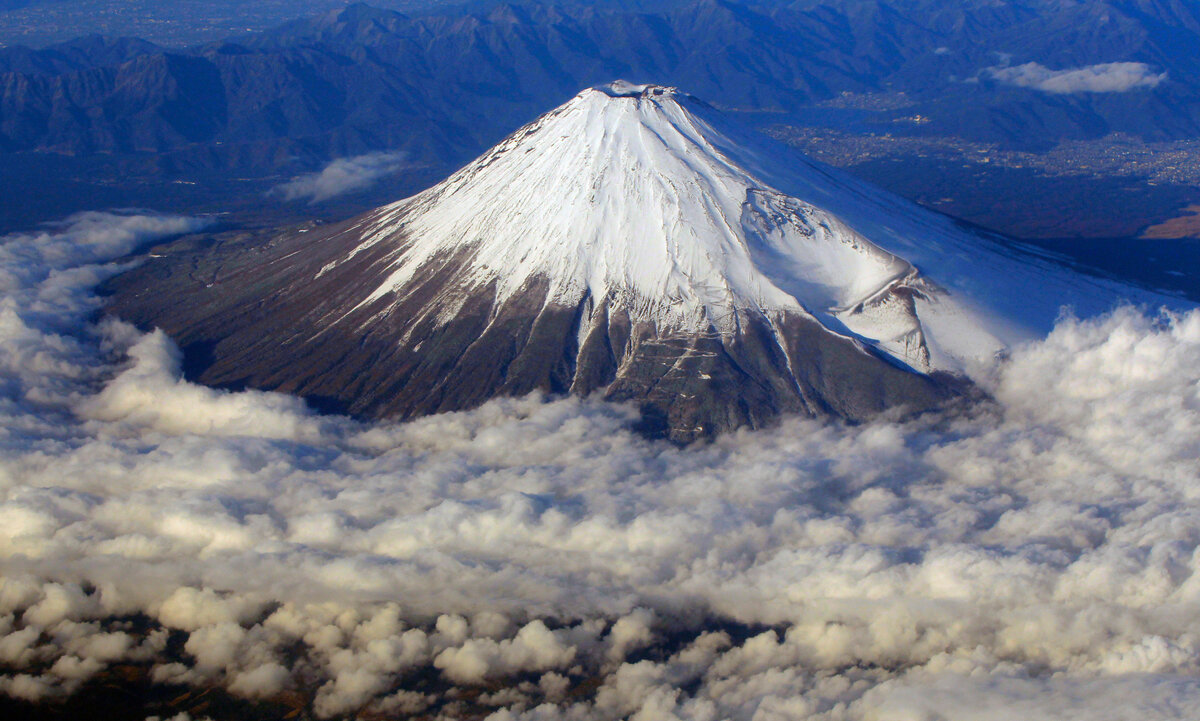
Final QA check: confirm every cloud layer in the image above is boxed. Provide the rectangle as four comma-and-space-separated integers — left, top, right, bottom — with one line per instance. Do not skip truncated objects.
272, 152, 411, 203
2, 213, 1200, 718
986, 61, 1167, 93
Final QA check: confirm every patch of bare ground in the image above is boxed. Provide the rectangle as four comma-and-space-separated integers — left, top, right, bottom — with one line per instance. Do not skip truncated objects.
1142, 205, 1200, 239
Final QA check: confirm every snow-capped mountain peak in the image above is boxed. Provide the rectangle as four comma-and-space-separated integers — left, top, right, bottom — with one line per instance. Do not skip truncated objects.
113, 81, 1189, 441
330, 80, 960, 371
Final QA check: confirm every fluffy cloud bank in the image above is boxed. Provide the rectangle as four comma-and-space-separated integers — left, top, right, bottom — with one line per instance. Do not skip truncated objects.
272, 152, 411, 203
986, 61, 1167, 93
1, 213, 1200, 718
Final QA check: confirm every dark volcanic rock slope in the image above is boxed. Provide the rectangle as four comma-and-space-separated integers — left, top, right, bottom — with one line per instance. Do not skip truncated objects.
108, 82, 1152, 441
109, 215, 951, 442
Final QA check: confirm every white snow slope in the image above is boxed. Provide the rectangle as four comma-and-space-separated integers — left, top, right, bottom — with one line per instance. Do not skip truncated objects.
327, 80, 1185, 374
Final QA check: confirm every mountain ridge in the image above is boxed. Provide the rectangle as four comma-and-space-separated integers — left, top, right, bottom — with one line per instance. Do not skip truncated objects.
3, 0, 1199, 164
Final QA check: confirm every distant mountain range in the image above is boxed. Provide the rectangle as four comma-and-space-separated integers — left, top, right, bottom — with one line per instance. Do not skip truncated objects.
2, 0, 1199, 172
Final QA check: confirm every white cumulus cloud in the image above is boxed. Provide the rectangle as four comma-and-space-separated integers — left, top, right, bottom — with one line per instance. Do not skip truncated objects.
1, 211, 1199, 718
986, 61, 1167, 93
272, 152, 411, 203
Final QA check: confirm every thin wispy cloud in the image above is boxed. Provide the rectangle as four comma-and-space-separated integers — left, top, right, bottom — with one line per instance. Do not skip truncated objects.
1, 213, 1199, 717
986, 61, 1167, 93
272, 151, 411, 204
